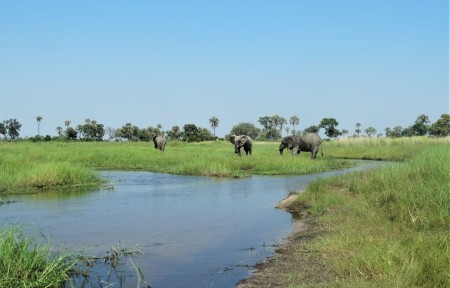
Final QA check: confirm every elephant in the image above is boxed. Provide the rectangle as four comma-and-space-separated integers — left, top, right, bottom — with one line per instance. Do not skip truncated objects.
230, 134, 252, 156
279, 133, 322, 159
153, 135, 166, 152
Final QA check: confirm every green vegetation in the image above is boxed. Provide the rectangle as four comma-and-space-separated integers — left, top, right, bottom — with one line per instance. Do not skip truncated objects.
2, 137, 449, 194
0, 141, 350, 194
281, 143, 449, 287
0, 226, 79, 287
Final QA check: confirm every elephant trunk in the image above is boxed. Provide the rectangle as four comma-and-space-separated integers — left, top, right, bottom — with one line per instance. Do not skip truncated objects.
279, 148, 284, 155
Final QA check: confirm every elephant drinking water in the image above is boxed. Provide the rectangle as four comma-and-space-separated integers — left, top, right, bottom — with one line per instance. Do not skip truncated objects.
279, 133, 322, 159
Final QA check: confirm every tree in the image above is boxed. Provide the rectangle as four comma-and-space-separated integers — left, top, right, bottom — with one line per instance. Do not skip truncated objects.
56, 127, 63, 138
209, 116, 219, 138
36, 116, 43, 136
319, 118, 341, 138
289, 116, 300, 135
116, 123, 139, 141
412, 114, 430, 136
167, 126, 181, 140
0, 122, 6, 139
230, 122, 261, 139
78, 119, 105, 141
355, 123, 362, 137
182, 124, 213, 142
66, 127, 78, 140
4, 119, 22, 141
341, 129, 349, 138
303, 125, 320, 134
429, 113, 450, 136
258, 115, 285, 140
64, 120, 71, 131
364, 127, 377, 137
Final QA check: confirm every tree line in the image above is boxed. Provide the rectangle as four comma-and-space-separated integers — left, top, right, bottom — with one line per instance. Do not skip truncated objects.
0, 114, 449, 142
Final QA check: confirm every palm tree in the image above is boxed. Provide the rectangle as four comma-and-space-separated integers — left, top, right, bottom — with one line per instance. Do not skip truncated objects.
355, 123, 361, 137
289, 116, 299, 135
36, 116, 43, 136
209, 116, 219, 138
64, 120, 71, 130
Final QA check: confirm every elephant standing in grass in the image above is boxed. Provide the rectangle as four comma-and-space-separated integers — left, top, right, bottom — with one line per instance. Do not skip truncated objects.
279, 133, 322, 159
230, 135, 252, 156
153, 135, 166, 152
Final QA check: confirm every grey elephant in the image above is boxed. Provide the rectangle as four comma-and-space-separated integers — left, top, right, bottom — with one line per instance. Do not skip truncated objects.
279, 133, 322, 159
153, 135, 166, 152
230, 135, 252, 156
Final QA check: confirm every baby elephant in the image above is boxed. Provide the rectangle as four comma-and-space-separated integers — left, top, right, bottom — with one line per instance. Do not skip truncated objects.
279, 133, 322, 159
153, 135, 166, 152
230, 134, 252, 156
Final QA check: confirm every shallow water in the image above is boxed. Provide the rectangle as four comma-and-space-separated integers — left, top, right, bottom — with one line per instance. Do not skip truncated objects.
0, 161, 385, 288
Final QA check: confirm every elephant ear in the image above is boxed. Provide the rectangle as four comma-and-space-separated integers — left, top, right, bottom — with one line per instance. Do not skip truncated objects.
230, 135, 236, 144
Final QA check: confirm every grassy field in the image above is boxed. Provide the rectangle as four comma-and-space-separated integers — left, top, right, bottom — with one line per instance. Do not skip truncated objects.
248, 141, 449, 287
0, 140, 353, 194
1, 137, 448, 194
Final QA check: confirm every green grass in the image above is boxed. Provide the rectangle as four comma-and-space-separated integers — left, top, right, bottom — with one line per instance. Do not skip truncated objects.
286, 144, 449, 287
1, 137, 449, 194
0, 140, 350, 194
0, 226, 80, 288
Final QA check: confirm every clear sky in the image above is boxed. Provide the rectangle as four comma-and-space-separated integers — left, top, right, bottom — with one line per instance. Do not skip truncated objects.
0, 0, 448, 138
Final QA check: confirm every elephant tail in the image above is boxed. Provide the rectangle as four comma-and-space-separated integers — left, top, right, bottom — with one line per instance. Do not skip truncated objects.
320, 142, 324, 157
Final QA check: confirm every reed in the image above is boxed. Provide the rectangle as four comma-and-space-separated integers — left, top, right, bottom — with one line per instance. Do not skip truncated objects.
0, 225, 80, 287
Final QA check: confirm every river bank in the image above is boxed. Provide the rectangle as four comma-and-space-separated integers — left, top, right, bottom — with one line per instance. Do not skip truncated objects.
239, 145, 449, 287
237, 193, 331, 287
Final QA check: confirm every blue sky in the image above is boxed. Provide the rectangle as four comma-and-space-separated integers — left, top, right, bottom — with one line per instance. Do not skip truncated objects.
0, 0, 448, 138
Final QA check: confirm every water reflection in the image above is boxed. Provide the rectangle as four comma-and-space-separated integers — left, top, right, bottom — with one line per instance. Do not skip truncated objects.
0, 161, 386, 288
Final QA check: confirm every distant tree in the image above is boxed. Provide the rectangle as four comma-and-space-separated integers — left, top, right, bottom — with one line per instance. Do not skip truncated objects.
303, 125, 320, 134
289, 116, 300, 135
258, 115, 284, 140
412, 114, 430, 136
66, 127, 78, 140
56, 127, 63, 138
319, 118, 341, 138
181, 124, 213, 142
392, 126, 403, 137
78, 119, 104, 141
341, 129, 349, 138
230, 122, 261, 139
4, 119, 22, 141
209, 116, 219, 138
116, 123, 139, 141
167, 126, 181, 140
355, 123, 362, 137
401, 126, 414, 137
385, 127, 392, 137
64, 120, 71, 131
364, 127, 377, 137
429, 113, 450, 136
0, 122, 6, 139
36, 116, 43, 136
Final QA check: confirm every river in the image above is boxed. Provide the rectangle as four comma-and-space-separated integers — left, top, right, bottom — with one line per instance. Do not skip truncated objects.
0, 161, 385, 288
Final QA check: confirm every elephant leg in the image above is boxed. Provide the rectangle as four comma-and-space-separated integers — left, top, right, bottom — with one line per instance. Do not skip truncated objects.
311, 148, 317, 159
292, 146, 298, 156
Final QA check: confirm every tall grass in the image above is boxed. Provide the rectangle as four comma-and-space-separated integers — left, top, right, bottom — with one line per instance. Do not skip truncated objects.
0, 225, 80, 287
288, 144, 449, 287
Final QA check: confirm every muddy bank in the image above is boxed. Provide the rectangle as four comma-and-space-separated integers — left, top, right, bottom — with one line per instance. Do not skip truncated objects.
237, 193, 333, 288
